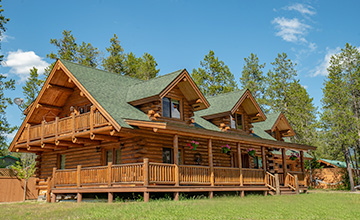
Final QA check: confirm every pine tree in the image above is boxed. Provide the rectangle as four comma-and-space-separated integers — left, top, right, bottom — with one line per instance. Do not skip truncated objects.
21, 67, 44, 112
192, 50, 238, 96
239, 53, 266, 107
266, 52, 297, 113
76, 42, 99, 68
136, 53, 160, 80
321, 43, 360, 191
102, 34, 125, 74
0, 1, 15, 156
47, 30, 77, 62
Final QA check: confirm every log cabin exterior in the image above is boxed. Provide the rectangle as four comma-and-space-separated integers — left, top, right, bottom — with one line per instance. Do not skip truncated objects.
9, 59, 316, 203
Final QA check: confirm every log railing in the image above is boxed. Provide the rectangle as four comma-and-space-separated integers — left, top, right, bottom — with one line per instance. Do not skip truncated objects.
52, 160, 269, 188
214, 167, 240, 184
289, 171, 306, 186
265, 172, 276, 191
179, 165, 210, 184
285, 173, 296, 191
18, 110, 108, 142
149, 162, 175, 184
242, 168, 265, 184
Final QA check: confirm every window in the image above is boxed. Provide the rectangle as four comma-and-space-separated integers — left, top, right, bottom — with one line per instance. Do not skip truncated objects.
104, 148, 121, 165
57, 154, 66, 169
254, 156, 259, 169
231, 114, 244, 130
163, 148, 173, 164
236, 113, 244, 130
162, 97, 181, 119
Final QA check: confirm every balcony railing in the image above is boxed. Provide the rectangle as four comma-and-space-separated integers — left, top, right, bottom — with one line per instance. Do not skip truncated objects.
51, 159, 269, 188
18, 109, 108, 143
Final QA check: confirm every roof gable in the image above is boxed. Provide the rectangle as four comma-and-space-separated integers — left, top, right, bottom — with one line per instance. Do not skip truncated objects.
196, 89, 266, 122
127, 69, 209, 110
254, 112, 295, 136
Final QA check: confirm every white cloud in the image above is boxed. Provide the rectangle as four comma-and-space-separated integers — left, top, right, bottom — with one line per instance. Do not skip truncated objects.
272, 17, 310, 44
3, 50, 49, 81
302, 85, 308, 89
285, 3, 316, 16
312, 47, 341, 77
5, 131, 16, 141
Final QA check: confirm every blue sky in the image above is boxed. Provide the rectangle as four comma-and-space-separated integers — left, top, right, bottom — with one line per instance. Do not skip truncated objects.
1, 0, 360, 140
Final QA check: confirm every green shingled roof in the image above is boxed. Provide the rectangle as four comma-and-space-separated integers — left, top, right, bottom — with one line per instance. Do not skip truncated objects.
253, 112, 281, 131
126, 69, 184, 102
272, 149, 313, 159
251, 125, 277, 141
61, 60, 150, 129
196, 89, 247, 117
319, 159, 356, 168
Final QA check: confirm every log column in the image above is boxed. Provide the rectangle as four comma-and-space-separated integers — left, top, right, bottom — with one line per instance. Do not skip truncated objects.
237, 143, 244, 197
143, 158, 149, 202
281, 148, 287, 182
261, 146, 266, 173
208, 139, 214, 199
300, 151, 305, 174
173, 135, 179, 201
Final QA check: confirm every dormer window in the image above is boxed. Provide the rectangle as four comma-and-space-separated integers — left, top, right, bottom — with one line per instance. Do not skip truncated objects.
162, 97, 181, 119
230, 113, 244, 130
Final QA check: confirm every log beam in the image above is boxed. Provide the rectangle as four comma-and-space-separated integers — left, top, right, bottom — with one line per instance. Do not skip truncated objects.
36, 103, 63, 112
90, 134, 119, 142
47, 84, 74, 93
73, 137, 101, 145
55, 140, 84, 148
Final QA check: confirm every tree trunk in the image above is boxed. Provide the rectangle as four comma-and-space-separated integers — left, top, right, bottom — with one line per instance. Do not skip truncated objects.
309, 159, 313, 188
342, 145, 355, 191
23, 179, 28, 202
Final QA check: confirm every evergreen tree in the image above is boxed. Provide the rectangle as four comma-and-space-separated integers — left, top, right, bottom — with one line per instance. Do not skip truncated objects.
266, 52, 297, 113
21, 67, 44, 112
321, 43, 360, 191
47, 30, 77, 62
239, 53, 266, 106
192, 50, 238, 96
136, 53, 160, 80
0, 2, 15, 156
76, 42, 99, 68
123, 52, 141, 77
102, 34, 125, 74
286, 80, 318, 145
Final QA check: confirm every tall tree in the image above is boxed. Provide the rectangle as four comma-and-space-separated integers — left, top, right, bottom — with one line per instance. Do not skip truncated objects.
239, 53, 266, 106
286, 80, 318, 145
321, 43, 360, 191
136, 53, 160, 80
102, 34, 125, 74
266, 52, 297, 113
192, 50, 238, 96
0, 1, 15, 156
21, 67, 44, 112
76, 42, 99, 68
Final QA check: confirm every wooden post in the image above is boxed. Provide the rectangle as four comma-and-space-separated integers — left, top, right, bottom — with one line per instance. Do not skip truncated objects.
108, 192, 113, 203
208, 139, 214, 186
108, 162, 112, 186
77, 165, 81, 188
174, 192, 179, 201
240, 191, 245, 198
26, 124, 30, 148
90, 105, 94, 136
144, 192, 149, 202
52, 167, 56, 189
71, 112, 75, 138
144, 158, 149, 186
237, 143, 243, 186
55, 117, 59, 143
77, 193, 82, 203
300, 151, 305, 174
173, 135, 179, 186
281, 148, 287, 178
46, 177, 51, 203
209, 191, 213, 199
261, 146, 266, 173
275, 173, 280, 195
41, 120, 45, 145
295, 175, 300, 194
264, 191, 268, 196
51, 193, 56, 203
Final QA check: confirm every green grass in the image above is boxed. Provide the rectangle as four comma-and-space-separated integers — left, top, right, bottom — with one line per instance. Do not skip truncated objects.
1, 192, 359, 220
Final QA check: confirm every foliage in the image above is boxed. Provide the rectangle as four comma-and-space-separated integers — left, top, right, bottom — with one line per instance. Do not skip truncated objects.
187, 141, 199, 150
239, 53, 266, 107
1, 193, 360, 219
76, 42, 100, 68
20, 67, 45, 112
102, 34, 125, 74
0, 0, 9, 63
221, 144, 231, 154
192, 50, 238, 96
11, 153, 36, 201
321, 43, 360, 191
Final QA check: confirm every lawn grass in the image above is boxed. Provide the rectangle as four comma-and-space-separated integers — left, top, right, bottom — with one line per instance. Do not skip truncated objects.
1, 192, 359, 220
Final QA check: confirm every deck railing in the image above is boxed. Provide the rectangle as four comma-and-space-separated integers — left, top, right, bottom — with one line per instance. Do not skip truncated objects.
265, 172, 276, 191
285, 173, 297, 191
52, 160, 268, 188
18, 109, 108, 143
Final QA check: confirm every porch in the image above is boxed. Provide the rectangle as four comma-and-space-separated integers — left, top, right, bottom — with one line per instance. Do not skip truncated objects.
48, 159, 307, 203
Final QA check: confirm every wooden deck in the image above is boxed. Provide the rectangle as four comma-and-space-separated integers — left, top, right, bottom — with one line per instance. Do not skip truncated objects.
48, 159, 307, 203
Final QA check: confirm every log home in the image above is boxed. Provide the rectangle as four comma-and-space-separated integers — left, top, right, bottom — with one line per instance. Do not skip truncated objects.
9, 59, 316, 203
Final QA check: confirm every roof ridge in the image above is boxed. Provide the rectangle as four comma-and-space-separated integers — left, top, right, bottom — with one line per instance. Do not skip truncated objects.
60, 59, 144, 82
130, 68, 185, 87
205, 89, 247, 100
